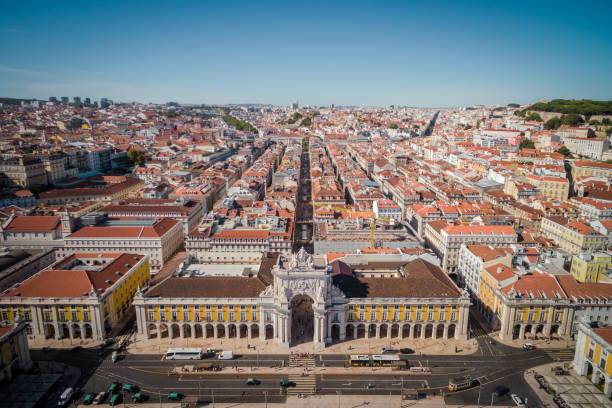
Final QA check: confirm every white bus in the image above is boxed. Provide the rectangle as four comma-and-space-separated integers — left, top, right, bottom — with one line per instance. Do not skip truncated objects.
165, 347, 202, 360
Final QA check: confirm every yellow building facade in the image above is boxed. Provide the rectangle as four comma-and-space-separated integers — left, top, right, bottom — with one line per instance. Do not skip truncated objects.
571, 252, 612, 283
0, 253, 150, 341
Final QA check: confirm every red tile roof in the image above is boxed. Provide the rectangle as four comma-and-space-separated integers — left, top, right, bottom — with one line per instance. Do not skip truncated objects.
5, 216, 60, 232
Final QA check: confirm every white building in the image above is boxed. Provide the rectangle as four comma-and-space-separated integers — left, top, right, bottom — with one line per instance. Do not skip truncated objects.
58, 218, 183, 273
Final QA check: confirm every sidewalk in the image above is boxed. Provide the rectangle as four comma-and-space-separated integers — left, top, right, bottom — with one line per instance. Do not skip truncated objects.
76, 394, 492, 407
128, 335, 479, 356
488, 330, 575, 351
523, 361, 611, 408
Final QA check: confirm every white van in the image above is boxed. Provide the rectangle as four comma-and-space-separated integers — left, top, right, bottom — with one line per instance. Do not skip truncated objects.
111, 351, 119, 363
218, 350, 233, 360
57, 387, 73, 406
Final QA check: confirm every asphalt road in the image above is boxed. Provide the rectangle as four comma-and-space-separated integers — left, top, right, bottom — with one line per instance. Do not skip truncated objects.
31, 339, 573, 407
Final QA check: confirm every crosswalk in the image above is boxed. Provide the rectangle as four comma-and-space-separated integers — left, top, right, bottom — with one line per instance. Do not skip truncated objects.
286, 373, 317, 395
287, 355, 317, 395
544, 349, 575, 362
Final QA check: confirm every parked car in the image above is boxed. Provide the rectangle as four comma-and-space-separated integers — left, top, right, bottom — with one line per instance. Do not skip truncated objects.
83, 393, 96, 405
511, 394, 526, 407
168, 392, 181, 401
400, 348, 414, 354
523, 343, 535, 350
246, 378, 260, 385
494, 385, 509, 397
93, 392, 106, 405
280, 380, 295, 387
380, 347, 397, 354
109, 394, 121, 406
132, 393, 145, 403
123, 384, 138, 393
108, 382, 121, 395
57, 387, 74, 406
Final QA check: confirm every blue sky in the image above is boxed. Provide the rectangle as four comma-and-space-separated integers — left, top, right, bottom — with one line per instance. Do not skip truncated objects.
1, 0, 611, 107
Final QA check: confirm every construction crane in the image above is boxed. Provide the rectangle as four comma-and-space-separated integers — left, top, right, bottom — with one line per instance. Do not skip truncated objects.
310, 201, 392, 248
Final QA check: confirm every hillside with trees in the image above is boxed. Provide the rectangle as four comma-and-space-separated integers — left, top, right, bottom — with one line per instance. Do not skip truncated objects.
527, 99, 612, 116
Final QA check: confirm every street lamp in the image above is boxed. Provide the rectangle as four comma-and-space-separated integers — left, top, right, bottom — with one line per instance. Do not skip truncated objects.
490, 392, 494, 408
263, 391, 268, 408
477, 381, 482, 408
337, 390, 341, 408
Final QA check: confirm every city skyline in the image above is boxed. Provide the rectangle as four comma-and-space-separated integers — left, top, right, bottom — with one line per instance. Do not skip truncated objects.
1, 0, 611, 106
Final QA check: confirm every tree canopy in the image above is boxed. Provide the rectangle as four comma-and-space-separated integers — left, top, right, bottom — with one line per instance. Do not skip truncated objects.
127, 149, 146, 166
389, 123, 399, 129
560, 113, 584, 127
544, 117, 561, 130
519, 139, 535, 150
299, 117, 312, 127
528, 99, 612, 116
507, 103, 520, 108
525, 112, 543, 122
222, 115, 257, 132
556, 146, 571, 157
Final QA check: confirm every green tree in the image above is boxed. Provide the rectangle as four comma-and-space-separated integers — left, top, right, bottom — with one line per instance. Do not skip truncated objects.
389, 123, 399, 129
464, 124, 472, 130
127, 149, 146, 166
561, 113, 584, 127
519, 139, 535, 150
525, 112, 543, 122
299, 117, 312, 127
507, 103, 520, 108
556, 146, 571, 157
544, 117, 561, 130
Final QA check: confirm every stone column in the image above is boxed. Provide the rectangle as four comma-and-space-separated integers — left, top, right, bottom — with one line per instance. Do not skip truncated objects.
561, 307, 574, 337
191, 324, 196, 339
179, 325, 185, 338
519, 325, 525, 340
353, 326, 358, 339
314, 316, 320, 343
421, 325, 426, 339
157, 325, 162, 339
375, 325, 380, 339
604, 378, 612, 399
443, 325, 449, 340
213, 324, 218, 338
225, 324, 230, 339
340, 324, 346, 341
386, 326, 392, 339
499, 305, 512, 340
409, 325, 414, 339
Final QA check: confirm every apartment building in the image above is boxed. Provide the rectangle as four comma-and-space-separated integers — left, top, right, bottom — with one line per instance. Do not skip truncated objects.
524, 175, 570, 201
58, 218, 183, 272
570, 252, 612, 283
0, 253, 150, 341
456, 244, 513, 296
0, 157, 47, 188
571, 161, 612, 182
0, 215, 65, 250
99, 198, 202, 235
373, 199, 402, 223
540, 217, 607, 254
563, 137, 609, 160
424, 222, 517, 272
